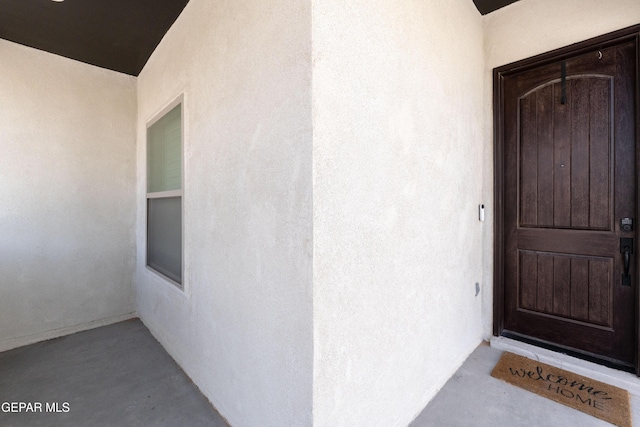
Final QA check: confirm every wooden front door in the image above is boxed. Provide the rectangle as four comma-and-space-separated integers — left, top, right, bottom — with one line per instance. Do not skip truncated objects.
495, 28, 639, 370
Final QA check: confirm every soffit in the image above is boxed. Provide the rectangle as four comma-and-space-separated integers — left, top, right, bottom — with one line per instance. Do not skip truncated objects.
0, 0, 189, 76
473, 0, 521, 15
0, 0, 519, 76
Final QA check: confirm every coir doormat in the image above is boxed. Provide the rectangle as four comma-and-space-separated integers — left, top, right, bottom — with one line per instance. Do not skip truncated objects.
491, 352, 631, 427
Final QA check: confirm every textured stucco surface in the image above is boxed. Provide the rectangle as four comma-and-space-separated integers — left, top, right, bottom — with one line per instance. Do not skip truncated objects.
480, 0, 640, 339
135, 0, 313, 426
312, 1, 485, 425
0, 40, 137, 351
3, 0, 638, 425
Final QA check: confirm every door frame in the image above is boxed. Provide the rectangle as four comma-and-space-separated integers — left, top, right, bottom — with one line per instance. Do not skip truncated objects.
493, 24, 640, 372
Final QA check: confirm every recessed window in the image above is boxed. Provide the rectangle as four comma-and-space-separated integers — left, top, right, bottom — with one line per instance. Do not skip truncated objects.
146, 103, 182, 287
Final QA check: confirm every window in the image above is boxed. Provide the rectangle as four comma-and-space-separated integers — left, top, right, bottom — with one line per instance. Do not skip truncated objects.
146, 103, 182, 287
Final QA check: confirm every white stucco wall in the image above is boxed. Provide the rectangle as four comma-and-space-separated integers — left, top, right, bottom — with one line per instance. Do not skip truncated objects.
3, 1, 629, 425
0, 40, 137, 351
312, 1, 485, 425
135, 0, 313, 426
481, 0, 640, 339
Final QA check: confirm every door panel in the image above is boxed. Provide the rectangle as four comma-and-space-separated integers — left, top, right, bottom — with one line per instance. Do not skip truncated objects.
519, 76, 614, 230
518, 251, 613, 326
499, 38, 638, 368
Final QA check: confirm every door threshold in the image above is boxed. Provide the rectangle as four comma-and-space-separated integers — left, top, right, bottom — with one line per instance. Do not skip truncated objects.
490, 336, 640, 396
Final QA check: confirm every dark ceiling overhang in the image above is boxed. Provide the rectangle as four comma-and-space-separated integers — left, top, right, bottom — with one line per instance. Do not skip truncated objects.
0, 0, 518, 76
473, 0, 521, 15
0, 0, 189, 76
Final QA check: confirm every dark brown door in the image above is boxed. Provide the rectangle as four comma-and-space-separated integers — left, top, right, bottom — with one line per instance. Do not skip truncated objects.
499, 37, 638, 368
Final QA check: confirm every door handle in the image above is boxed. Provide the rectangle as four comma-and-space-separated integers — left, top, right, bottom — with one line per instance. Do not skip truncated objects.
621, 238, 633, 287
624, 249, 631, 277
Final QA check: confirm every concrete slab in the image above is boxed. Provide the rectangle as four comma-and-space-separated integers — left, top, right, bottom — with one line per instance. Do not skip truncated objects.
411, 342, 640, 426
5, 320, 639, 426
0, 319, 228, 427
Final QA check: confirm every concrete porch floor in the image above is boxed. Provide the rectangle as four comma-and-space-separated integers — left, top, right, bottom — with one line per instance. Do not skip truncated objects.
412, 342, 640, 426
2, 319, 640, 426
0, 319, 229, 427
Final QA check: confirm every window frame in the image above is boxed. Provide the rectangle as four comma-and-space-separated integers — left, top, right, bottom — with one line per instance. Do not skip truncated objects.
145, 95, 185, 290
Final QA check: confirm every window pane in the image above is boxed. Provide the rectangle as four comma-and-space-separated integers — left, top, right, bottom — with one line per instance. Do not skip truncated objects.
147, 197, 182, 284
147, 104, 181, 193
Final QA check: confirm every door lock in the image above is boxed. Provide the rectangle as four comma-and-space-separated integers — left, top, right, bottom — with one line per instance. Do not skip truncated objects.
621, 218, 634, 232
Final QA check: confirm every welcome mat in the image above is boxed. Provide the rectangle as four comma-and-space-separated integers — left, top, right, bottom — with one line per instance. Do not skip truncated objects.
491, 352, 632, 427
